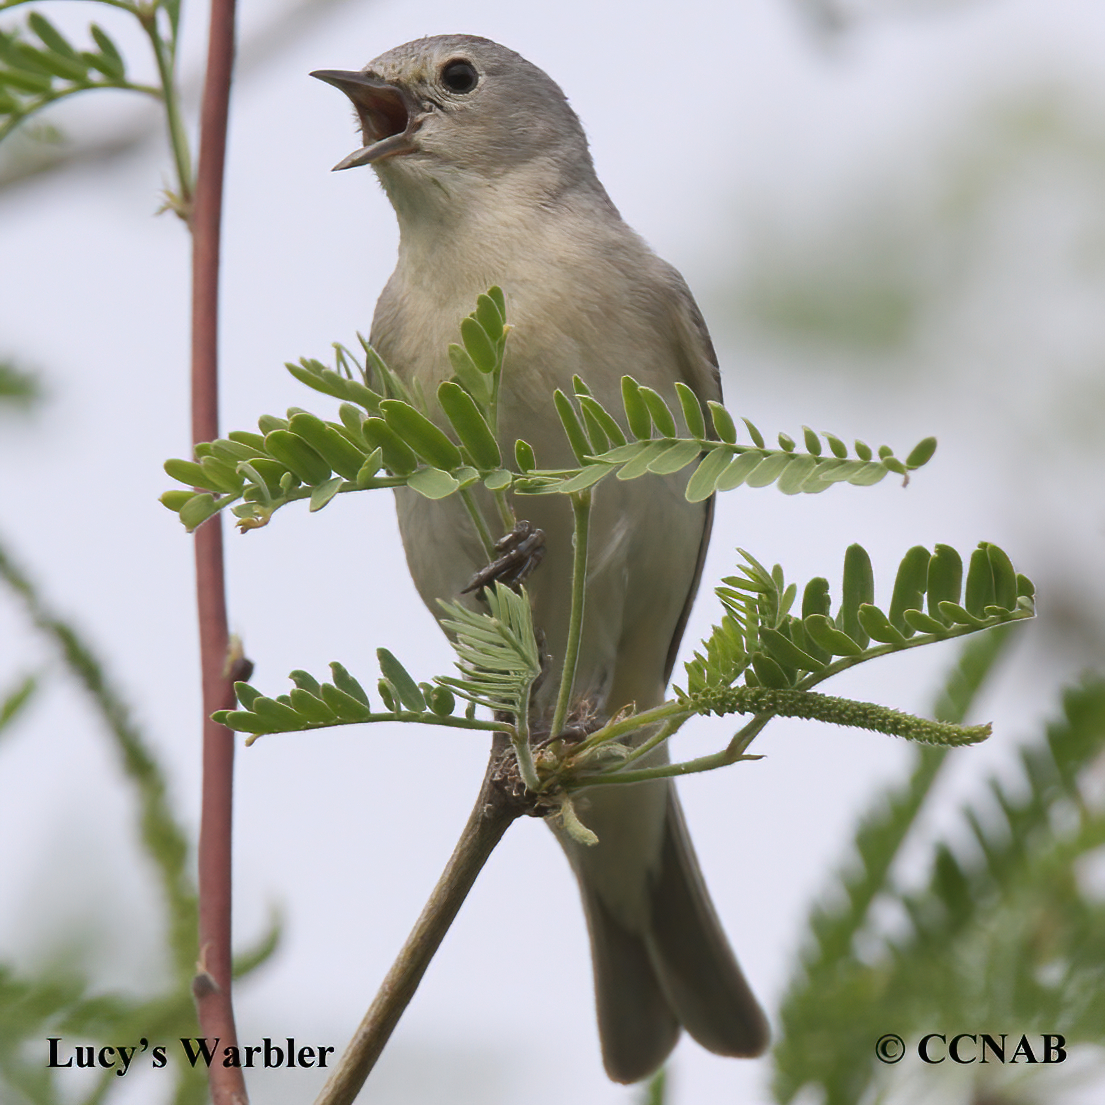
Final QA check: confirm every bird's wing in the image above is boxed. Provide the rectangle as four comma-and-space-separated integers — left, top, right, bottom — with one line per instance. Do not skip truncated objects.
660, 268, 723, 685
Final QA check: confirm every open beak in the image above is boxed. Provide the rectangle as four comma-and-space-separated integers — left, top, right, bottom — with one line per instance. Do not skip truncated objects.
310, 69, 422, 170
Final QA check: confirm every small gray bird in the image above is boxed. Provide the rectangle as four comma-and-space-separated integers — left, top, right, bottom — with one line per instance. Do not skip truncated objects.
312, 35, 769, 1083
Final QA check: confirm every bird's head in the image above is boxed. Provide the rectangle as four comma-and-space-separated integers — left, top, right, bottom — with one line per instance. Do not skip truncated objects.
312, 35, 600, 213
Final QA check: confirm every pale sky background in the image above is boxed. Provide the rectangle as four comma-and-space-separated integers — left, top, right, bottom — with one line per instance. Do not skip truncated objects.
2, 0, 1105, 1103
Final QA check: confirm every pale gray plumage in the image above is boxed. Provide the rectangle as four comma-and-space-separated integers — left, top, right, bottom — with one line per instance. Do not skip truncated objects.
313, 35, 769, 1083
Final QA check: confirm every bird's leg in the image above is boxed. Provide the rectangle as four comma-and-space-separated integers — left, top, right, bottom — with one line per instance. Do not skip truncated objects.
462, 519, 546, 594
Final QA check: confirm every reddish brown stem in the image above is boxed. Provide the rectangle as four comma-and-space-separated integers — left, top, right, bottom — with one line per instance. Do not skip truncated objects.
190, 2, 246, 1103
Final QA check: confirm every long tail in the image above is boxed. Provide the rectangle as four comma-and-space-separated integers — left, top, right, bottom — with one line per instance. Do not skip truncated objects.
569, 785, 769, 1083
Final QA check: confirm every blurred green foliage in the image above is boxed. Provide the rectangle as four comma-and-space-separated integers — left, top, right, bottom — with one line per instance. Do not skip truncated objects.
728, 87, 1105, 369
0, 356, 40, 407
0, 542, 279, 1105
772, 629, 1105, 1104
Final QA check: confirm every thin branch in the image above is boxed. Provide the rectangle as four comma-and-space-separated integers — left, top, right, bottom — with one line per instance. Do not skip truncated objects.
459, 486, 497, 559
609, 715, 682, 769
508, 690, 540, 793
572, 698, 692, 755
492, 486, 516, 532
549, 489, 591, 739
578, 716, 771, 788
138, 9, 193, 207
313, 739, 521, 1105
580, 683, 992, 789
240, 710, 509, 745
190, 2, 247, 1104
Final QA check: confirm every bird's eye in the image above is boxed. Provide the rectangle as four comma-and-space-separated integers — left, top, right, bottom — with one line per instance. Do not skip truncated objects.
441, 59, 479, 94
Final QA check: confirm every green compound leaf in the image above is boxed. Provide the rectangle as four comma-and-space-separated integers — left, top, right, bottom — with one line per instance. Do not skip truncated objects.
681, 544, 1034, 700
553, 464, 612, 494
744, 452, 792, 488
288, 412, 368, 480
447, 343, 491, 404
211, 646, 495, 741
362, 417, 418, 475
889, 545, 931, 636
675, 381, 706, 439
436, 583, 541, 718
775, 454, 819, 495
857, 604, 906, 646
685, 447, 733, 502
264, 429, 331, 485
638, 386, 678, 439
715, 451, 766, 491
621, 376, 652, 440
926, 543, 963, 622
759, 627, 826, 674
577, 394, 627, 449
906, 436, 938, 468
0, 15, 151, 152
437, 380, 501, 469
309, 476, 344, 512
474, 293, 504, 342
568, 403, 933, 499
804, 614, 865, 657
380, 400, 463, 471
164, 458, 224, 493
319, 682, 373, 721
647, 440, 702, 475
514, 438, 536, 472
162, 292, 944, 569
377, 648, 425, 711
179, 494, 221, 531
460, 315, 498, 374
578, 399, 610, 454
841, 543, 874, 648
407, 467, 459, 499
708, 401, 738, 444
554, 389, 593, 465
27, 13, 79, 62
483, 468, 513, 492
88, 24, 125, 80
